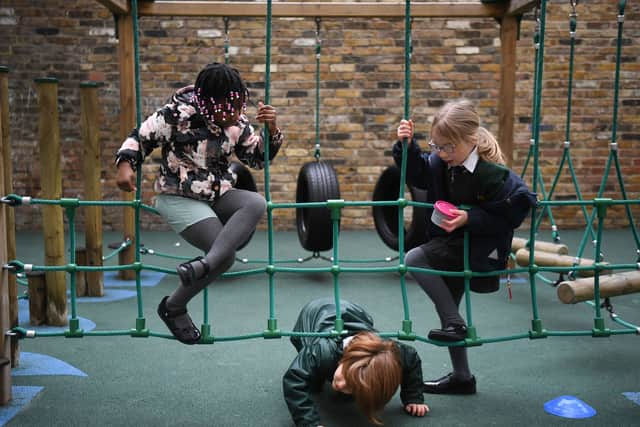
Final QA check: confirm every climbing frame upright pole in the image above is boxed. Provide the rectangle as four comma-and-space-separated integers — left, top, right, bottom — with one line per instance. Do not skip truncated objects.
35, 77, 67, 326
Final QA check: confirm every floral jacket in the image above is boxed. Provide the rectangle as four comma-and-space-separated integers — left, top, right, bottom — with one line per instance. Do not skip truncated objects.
115, 85, 284, 202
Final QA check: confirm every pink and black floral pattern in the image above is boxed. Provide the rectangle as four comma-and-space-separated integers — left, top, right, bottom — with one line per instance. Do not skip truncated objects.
116, 85, 283, 202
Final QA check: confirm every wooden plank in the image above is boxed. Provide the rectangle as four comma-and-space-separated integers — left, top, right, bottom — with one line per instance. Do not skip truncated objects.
506, 0, 538, 16
497, 14, 517, 167
138, 1, 507, 18
95, 0, 129, 15
117, 14, 137, 280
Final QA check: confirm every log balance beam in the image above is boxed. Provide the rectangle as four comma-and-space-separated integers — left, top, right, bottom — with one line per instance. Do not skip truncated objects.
514, 248, 611, 278
557, 270, 640, 304
512, 237, 568, 255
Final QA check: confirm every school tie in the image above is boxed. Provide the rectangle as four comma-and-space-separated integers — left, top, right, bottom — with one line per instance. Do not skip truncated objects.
449, 166, 466, 185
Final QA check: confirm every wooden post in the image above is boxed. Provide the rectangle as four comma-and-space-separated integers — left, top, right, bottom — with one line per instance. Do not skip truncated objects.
497, 15, 518, 167
74, 247, 88, 297
80, 82, 105, 296
117, 14, 137, 280
27, 272, 47, 325
0, 66, 11, 405
0, 66, 18, 366
35, 78, 67, 326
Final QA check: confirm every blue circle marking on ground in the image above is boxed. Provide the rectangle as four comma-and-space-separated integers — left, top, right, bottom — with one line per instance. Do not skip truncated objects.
0, 386, 44, 426
12, 352, 87, 377
544, 395, 597, 419
18, 299, 97, 332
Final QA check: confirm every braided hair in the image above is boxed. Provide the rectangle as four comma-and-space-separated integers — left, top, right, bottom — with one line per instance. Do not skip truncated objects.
193, 62, 249, 125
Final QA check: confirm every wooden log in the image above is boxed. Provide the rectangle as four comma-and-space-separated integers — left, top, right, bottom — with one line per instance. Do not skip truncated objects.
512, 237, 568, 255
80, 82, 105, 296
0, 82, 11, 402
557, 271, 640, 304
35, 78, 67, 326
27, 272, 47, 326
0, 65, 18, 368
75, 247, 88, 297
514, 248, 610, 277
117, 15, 137, 280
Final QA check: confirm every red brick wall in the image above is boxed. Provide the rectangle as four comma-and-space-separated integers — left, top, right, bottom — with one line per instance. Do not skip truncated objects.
1, 0, 638, 232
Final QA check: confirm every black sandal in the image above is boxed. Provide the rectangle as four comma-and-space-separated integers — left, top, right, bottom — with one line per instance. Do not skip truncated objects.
157, 296, 201, 345
177, 256, 210, 287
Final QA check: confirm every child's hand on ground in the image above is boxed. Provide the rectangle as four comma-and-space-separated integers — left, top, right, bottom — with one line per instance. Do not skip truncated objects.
405, 403, 429, 417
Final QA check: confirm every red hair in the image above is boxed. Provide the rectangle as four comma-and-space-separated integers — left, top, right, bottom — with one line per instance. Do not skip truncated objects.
340, 332, 402, 425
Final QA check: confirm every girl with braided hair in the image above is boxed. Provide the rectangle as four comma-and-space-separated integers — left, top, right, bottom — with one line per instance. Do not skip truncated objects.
283, 298, 429, 427
115, 63, 284, 344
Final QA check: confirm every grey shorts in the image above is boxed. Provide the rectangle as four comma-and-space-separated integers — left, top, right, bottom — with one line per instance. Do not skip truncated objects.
153, 194, 217, 234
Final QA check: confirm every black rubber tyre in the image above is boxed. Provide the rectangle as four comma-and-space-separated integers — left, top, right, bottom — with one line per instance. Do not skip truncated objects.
372, 165, 428, 251
296, 161, 341, 252
229, 161, 258, 251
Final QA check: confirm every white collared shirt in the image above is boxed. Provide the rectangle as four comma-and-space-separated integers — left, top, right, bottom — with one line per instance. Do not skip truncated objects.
451, 146, 479, 174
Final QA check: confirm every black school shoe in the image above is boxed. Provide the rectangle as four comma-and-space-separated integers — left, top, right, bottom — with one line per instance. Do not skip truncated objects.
428, 323, 468, 342
423, 373, 476, 395
157, 296, 201, 345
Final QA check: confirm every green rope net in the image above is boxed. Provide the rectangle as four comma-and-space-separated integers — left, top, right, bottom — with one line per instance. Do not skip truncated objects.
3, 0, 639, 345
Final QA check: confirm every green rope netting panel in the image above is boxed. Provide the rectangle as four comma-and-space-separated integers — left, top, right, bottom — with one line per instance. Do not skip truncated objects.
3, 0, 639, 345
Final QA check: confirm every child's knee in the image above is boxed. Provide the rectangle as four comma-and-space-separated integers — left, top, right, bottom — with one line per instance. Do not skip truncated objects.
404, 247, 424, 268
248, 192, 267, 215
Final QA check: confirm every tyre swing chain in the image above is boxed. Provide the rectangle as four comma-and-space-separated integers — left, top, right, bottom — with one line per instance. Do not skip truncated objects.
313, 17, 322, 161
294, 17, 341, 256
223, 16, 230, 64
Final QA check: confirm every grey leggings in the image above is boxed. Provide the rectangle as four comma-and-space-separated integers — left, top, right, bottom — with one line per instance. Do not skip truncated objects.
167, 189, 266, 308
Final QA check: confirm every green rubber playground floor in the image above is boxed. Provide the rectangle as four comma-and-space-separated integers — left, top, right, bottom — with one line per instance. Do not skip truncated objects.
7, 228, 640, 426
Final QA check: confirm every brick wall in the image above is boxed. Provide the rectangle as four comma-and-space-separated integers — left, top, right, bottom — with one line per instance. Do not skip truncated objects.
1, 0, 638, 233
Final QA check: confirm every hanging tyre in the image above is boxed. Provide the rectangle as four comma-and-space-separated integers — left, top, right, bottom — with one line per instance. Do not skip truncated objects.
296, 161, 341, 252
372, 165, 428, 251
228, 161, 258, 251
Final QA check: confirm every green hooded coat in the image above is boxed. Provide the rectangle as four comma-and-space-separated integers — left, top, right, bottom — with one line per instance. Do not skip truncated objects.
283, 298, 425, 427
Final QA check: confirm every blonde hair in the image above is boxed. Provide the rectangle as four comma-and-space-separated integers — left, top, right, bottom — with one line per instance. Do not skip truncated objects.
431, 99, 506, 165
340, 332, 402, 425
